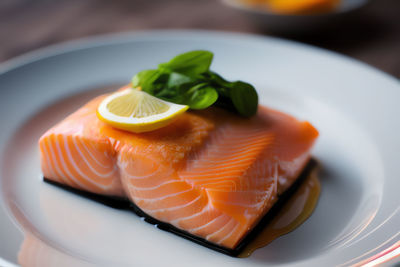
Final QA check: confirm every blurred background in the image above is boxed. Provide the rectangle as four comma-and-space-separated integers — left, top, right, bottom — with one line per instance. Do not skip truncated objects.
0, 0, 399, 76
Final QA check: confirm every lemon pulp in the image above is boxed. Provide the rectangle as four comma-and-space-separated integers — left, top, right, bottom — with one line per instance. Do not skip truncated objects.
97, 88, 189, 133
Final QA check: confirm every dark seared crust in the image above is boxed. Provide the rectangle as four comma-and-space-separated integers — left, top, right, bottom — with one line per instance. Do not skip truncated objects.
43, 158, 317, 257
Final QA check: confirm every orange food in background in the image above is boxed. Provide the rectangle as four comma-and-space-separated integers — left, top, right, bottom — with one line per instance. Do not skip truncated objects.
244, 0, 340, 14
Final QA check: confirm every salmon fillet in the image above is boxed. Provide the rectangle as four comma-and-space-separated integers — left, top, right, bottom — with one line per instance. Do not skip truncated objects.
39, 93, 318, 249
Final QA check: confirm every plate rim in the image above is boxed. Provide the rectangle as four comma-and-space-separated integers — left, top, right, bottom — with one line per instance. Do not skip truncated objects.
0, 29, 398, 84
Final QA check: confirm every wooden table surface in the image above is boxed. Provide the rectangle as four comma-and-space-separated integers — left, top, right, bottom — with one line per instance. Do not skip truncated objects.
0, 0, 399, 78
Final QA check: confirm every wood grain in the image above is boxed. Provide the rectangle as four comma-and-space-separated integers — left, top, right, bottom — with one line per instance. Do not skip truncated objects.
0, 0, 399, 77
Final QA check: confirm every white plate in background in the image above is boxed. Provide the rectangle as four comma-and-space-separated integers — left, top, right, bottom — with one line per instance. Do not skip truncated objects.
221, 0, 370, 32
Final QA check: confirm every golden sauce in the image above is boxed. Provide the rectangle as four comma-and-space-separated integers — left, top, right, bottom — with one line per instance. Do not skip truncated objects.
240, 167, 320, 257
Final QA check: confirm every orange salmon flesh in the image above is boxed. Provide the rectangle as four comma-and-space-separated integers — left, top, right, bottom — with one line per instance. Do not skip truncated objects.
39, 93, 318, 249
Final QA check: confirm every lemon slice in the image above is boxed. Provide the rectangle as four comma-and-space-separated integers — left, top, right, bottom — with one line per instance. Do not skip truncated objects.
97, 88, 189, 133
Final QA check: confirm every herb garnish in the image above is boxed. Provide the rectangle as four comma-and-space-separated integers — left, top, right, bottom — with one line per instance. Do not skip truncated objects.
132, 50, 258, 117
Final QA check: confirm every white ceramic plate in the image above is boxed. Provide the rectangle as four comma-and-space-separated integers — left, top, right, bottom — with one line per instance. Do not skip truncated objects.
0, 30, 399, 267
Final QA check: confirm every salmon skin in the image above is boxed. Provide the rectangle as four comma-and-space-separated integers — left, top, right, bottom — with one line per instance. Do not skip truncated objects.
39, 92, 318, 250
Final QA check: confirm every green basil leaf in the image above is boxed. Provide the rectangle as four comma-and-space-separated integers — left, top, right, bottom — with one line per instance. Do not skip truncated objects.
183, 83, 218, 109
202, 71, 234, 98
132, 69, 161, 93
167, 72, 194, 88
230, 81, 258, 117
149, 73, 171, 96
213, 94, 235, 112
131, 50, 259, 117
132, 69, 157, 87
205, 71, 231, 88
155, 86, 181, 101
154, 81, 198, 104
159, 50, 213, 77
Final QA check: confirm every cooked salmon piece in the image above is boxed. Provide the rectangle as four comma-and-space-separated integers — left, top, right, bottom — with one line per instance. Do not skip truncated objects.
39, 92, 318, 249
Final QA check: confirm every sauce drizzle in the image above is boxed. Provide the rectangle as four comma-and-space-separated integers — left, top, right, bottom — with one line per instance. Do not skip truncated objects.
240, 166, 320, 257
